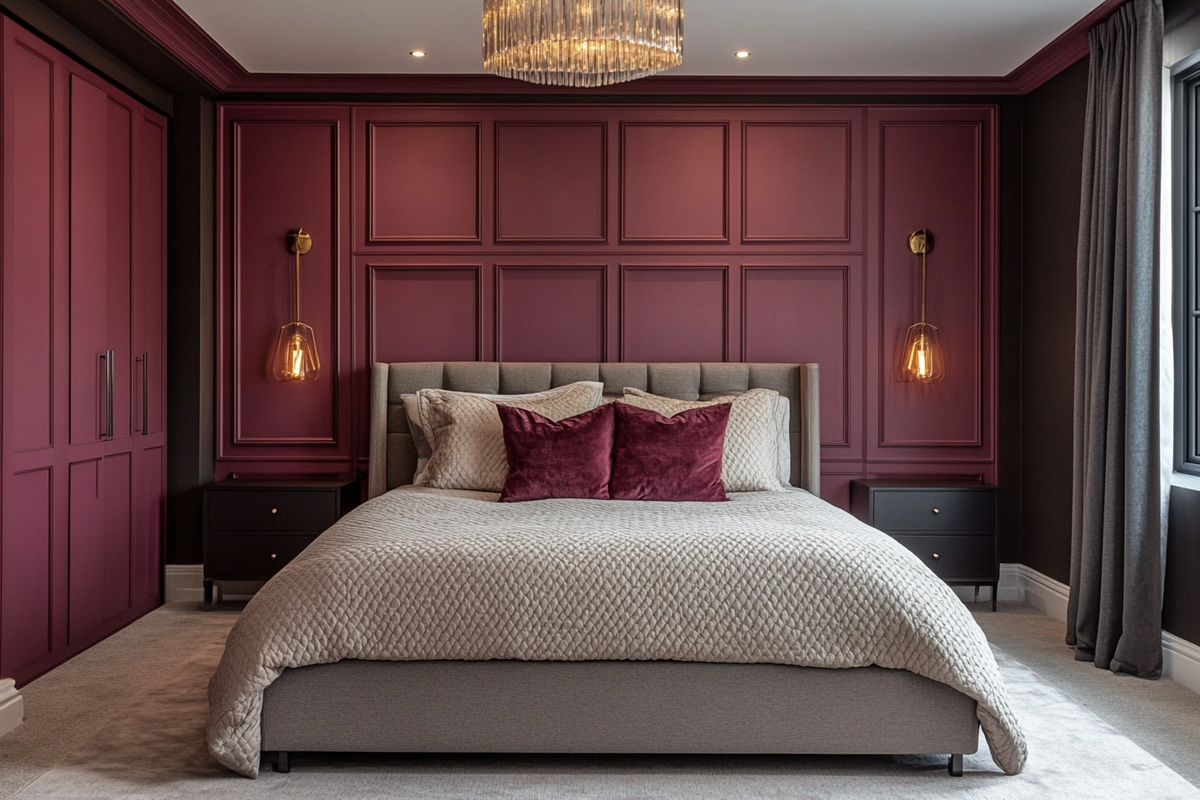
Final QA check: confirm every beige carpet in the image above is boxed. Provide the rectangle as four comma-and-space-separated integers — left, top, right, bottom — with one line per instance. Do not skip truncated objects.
4, 603, 1200, 799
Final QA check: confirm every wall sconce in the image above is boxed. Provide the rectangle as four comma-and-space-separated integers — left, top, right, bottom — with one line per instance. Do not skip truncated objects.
898, 228, 945, 383
270, 228, 321, 381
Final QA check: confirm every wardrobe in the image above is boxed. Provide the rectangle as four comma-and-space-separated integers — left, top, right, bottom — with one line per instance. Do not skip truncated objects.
0, 16, 166, 685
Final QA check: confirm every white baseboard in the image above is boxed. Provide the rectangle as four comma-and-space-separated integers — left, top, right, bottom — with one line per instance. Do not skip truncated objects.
1000, 562, 1200, 696
164, 564, 204, 603
1163, 632, 1200, 696
0, 678, 23, 738
1000, 563, 1071, 622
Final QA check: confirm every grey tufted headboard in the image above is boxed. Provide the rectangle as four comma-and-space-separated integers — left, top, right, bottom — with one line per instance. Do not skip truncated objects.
368, 362, 820, 500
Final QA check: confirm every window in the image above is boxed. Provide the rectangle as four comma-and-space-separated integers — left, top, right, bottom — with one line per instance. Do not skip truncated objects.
1176, 52, 1200, 475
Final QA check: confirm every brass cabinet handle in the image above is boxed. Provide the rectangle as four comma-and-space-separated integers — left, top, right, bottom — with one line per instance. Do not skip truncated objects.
270, 553, 277, 561
931, 553, 940, 560
271, 508, 278, 514
932, 508, 940, 515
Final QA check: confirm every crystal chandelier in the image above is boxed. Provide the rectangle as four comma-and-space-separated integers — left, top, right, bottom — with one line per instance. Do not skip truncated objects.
483, 0, 684, 88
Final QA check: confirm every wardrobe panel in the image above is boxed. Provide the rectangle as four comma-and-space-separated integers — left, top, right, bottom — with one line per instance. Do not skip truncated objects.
67, 458, 104, 644
0, 469, 52, 675
4, 38, 54, 453
133, 114, 166, 436
103, 453, 132, 621
106, 97, 133, 442
68, 76, 109, 447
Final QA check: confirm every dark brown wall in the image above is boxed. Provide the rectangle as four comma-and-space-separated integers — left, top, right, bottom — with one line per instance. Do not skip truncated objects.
1019, 57, 1089, 585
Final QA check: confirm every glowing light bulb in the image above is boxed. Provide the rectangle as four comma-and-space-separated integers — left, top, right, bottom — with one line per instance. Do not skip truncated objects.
899, 324, 943, 382
271, 322, 321, 381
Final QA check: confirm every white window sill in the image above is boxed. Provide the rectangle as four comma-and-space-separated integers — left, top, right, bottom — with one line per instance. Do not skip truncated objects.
1170, 472, 1200, 492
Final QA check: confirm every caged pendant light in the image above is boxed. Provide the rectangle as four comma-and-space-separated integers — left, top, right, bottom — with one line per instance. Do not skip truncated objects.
898, 228, 945, 383
270, 228, 321, 382
482, 0, 684, 88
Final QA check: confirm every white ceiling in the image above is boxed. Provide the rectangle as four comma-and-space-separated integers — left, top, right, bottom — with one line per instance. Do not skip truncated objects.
173, 0, 1105, 77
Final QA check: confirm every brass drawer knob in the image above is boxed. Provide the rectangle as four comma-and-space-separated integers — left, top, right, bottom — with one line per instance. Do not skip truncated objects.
932, 508, 940, 515
270, 553, 278, 561
931, 553, 940, 560
271, 508, 278, 514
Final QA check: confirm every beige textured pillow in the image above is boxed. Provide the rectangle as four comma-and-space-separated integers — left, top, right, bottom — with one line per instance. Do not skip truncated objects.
619, 387, 785, 492
702, 392, 791, 487
418, 382, 605, 492
400, 394, 433, 486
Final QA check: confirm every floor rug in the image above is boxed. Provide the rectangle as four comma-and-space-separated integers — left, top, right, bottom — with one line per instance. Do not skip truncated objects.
11, 644, 1199, 799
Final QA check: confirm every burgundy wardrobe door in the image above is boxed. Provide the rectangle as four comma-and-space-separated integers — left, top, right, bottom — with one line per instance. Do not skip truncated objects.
130, 112, 166, 605
68, 75, 109, 449
0, 25, 60, 678
67, 73, 137, 640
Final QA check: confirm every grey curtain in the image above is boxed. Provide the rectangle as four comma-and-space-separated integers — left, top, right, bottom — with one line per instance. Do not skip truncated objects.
1068, 0, 1164, 678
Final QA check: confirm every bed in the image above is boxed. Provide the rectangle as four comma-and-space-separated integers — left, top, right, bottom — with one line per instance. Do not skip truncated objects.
207, 362, 1026, 779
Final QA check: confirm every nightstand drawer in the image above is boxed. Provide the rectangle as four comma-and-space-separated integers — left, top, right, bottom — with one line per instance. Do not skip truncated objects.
872, 491, 996, 532
206, 490, 337, 533
205, 534, 316, 579
891, 534, 997, 582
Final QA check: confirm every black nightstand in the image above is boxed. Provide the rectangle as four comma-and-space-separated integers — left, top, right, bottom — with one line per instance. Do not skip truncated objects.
849, 479, 999, 611
202, 478, 361, 607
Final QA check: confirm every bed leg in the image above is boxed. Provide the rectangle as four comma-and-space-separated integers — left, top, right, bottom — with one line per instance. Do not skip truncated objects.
948, 753, 963, 777
275, 751, 290, 774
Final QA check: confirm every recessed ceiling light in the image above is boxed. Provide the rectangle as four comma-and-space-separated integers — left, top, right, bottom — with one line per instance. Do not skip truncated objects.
410, 50, 427, 58
735, 50, 751, 59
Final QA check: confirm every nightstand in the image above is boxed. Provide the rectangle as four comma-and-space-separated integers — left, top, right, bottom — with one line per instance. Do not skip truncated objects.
203, 478, 361, 607
849, 479, 999, 611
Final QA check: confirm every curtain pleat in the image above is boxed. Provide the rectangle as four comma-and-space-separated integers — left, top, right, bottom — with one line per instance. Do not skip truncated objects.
1067, 0, 1164, 678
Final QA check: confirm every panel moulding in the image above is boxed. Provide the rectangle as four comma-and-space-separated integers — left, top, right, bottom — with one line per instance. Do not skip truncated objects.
494, 264, 607, 362
741, 122, 852, 243
229, 119, 342, 447
740, 264, 854, 449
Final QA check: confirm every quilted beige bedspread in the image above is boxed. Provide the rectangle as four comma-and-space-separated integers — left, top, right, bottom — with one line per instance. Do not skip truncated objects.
207, 488, 1027, 777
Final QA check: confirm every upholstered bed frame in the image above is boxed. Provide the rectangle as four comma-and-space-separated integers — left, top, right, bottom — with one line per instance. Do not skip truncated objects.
260, 362, 979, 776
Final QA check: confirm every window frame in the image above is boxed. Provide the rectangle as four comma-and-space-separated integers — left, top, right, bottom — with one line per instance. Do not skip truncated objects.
1176, 50, 1200, 476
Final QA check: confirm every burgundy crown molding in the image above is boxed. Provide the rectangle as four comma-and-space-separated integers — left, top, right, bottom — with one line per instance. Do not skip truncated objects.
1006, 0, 1126, 93
103, 0, 246, 90
112, 0, 1124, 98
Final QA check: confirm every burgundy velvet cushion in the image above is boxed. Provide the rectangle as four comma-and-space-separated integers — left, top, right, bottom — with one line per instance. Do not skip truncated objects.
498, 403, 614, 502
610, 402, 730, 502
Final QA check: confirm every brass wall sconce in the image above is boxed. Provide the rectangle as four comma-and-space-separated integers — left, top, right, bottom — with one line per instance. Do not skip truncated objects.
270, 228, 321, 381
899, 228, 945, 383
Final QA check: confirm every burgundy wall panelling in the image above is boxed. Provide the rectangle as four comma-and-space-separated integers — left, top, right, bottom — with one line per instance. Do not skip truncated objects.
620, 122, 730, 243
619, 263, 731, 363
216, 105, 353, 477
368, 122, 481, 243
495, 262, 608, 362
1, 16, 168, 685
223, 101, 996, 510
742, 120, 860, 245
364, 261, 484, 365
495, 123, 607, 242
739, 258, 865, 466
864, 107, 998, 483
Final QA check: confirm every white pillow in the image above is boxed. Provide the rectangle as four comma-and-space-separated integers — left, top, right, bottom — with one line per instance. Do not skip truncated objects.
418, 382, 605, 492
702, 391, 791, 487
400, 393, 433, 486
618, 387, 786, 492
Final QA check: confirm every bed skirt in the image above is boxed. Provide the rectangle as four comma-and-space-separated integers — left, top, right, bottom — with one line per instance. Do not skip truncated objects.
261, 660, 980, 757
